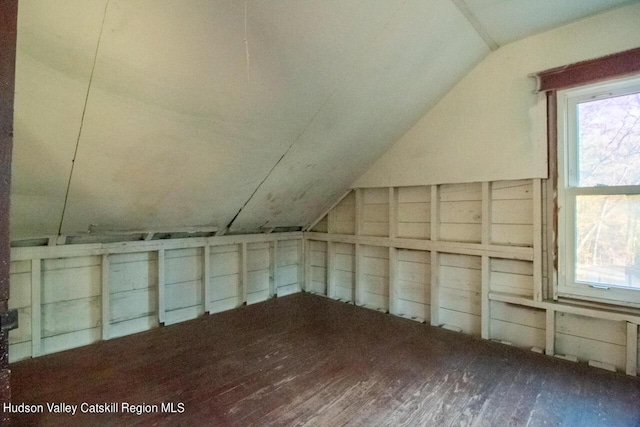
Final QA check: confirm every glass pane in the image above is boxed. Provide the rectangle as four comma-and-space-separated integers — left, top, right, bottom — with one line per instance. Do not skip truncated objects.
575, 195, 640, 289
577, 92, 640, 187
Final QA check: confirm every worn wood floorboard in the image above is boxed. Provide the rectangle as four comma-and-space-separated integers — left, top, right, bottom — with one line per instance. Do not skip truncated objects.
8, 293, 640, 426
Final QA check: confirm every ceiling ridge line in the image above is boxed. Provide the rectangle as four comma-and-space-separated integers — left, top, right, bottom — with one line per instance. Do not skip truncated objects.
57, 0, 111, 236
450, 0, 499, 51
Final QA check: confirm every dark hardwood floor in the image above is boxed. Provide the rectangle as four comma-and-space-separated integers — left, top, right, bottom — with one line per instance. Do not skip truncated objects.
8, 293, 640, 426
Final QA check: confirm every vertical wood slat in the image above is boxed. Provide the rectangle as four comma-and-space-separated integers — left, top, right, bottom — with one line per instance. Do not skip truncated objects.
355, 189, 363, 237
547, 91, 559, 301
533, 178, 543, 302
546, 183, 557, 300
388, 188, 398, 315
241, 243, 248, 304
546, 309, 555, 356
158, 249, 165, 324
354, 189, 364, 306
389, 247, 398, 315
203, 245, 211, 313
303, 240, 311, 293
355, 244, 363, 306
481, 182, 491, 340
327, 242, 336, 299
481, 182, 491, 244
430, 185, 440, 241
270, 240, 278, 297
627, 322, 638, 376
101, 254, 110, 340
481, 255, 490, 340
430, 252, 440, 326
389, 187, 397, 239
31, 259, 41, 357
430, 185, 440, 326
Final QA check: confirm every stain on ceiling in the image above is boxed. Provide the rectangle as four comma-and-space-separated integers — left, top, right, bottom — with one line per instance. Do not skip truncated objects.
10, 0, 636, 239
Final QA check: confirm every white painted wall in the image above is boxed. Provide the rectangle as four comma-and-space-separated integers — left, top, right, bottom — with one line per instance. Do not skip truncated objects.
354, 3, 640, 188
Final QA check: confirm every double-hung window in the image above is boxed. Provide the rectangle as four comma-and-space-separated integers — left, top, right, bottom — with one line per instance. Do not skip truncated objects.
557, 75, 640, 307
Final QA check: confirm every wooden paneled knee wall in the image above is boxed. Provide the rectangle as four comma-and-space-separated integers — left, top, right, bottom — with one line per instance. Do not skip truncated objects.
8, 233, 303, 362
305, 180, 640, 376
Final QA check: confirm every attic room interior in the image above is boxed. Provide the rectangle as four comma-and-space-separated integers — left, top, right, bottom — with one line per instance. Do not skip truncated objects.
1, 0, 640, 425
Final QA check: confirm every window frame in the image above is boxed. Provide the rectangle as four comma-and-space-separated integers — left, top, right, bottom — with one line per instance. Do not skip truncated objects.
557, 75, 640, 308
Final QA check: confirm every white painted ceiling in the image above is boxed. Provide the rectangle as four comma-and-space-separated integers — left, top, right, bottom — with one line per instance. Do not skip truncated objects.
10, 0, 636, 239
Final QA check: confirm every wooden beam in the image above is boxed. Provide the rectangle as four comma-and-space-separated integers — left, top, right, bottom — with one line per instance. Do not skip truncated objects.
481, 182, 491, 340
535, 47, 640, 92
355, 189, 364, 237
533, 178, 543, 302
481, 181, 492, 245
627, 323, 638, 376
430, 251, 440, 327
203, 245, 211, 314
546, 309, 555, 356
303, 240, 311, 292
11, 232, 303, 261
430, 185, 440, 326
547, 91, 559, 301
389, 187, 398, 239
326, 242, 336, 299
89, 225, 218, 236
430, 185, 440, 242
481, 255, 490, 340
296, 240, 305, 293
241, 243, 248, 304
158, 249, 165, 324
490, 291, 640, 324
270, 240, 278, 297
31, 259, 42, 358
355, 244, 363, 306
389, 247, 398, 315
101, 254, 110, 340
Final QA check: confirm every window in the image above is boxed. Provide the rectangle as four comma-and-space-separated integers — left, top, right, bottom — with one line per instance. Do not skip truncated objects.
557, 76, 640, 306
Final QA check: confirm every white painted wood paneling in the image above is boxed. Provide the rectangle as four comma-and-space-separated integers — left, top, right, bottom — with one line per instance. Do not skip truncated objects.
490, 258, 534, 297
439, 183, 482, 243
246, 242, 270, 305
335, 192, 356, 235
397, 186, 430, 239
276, 240, 302, 297
109, 252, 158, 336
308, 240, 327, 295
555, 313, 627, 370
334, 243, 355, 302
491, 180, 534, 247
210, 244, 241, 313
361, 188, 389, 237
9, 260, 32, 361
163, 248, 204, 325
396, 249, 430, 322
361, 245, 389, 311
10, 234, 302, 361
489, 301, 545, 349
433, 252, 481, 334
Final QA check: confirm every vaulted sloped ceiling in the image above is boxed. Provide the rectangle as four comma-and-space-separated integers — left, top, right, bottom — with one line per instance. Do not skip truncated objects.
10, 0, 636, 239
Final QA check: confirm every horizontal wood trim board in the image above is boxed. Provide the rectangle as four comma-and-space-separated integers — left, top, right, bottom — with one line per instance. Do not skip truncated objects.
304, 233, 533, 261
535, 47, 640, 92
11, 232, 303, 261
489, 292, 640, 325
